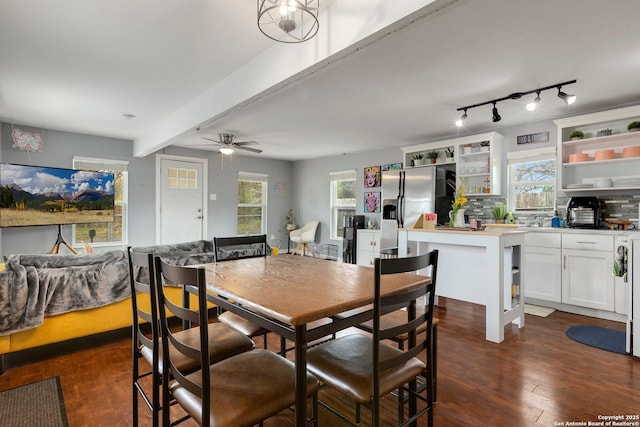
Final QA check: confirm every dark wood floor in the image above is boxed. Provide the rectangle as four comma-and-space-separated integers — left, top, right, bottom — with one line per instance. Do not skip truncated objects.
1, 297, 639, 426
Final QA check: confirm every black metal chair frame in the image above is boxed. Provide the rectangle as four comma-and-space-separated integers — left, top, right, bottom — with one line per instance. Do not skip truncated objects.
155, 258, 317, 427
213, 234, 287, 352
311, 250, 438, 427
127, 249, 163, 427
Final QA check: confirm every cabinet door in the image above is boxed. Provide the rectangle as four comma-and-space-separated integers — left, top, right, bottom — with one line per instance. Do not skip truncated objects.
562, 249, 614, 311
523, 246, 561, 302
356, 230, 380, 266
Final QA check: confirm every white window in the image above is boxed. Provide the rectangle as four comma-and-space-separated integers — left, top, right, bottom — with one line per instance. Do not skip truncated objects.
72, 156, 129, 247
330, 170, 356, 240
237, 172, 267, 235
507, 148, 556, 213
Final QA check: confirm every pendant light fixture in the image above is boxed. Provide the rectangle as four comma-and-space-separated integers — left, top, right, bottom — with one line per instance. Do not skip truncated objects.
258, 0, 320, 43
455, 79, 576, 126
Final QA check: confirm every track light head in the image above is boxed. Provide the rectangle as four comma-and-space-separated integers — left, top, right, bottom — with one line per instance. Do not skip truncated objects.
558, 87, 576, 105
526, 91, 541, 111
455, 109, 468, 127
492, 103, 501, 122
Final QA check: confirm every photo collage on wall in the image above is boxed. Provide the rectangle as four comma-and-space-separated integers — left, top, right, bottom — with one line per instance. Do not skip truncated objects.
363, 163, 401, 214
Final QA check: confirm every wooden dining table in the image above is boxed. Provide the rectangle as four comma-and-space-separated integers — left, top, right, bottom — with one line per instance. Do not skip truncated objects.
203, 254, 430, 426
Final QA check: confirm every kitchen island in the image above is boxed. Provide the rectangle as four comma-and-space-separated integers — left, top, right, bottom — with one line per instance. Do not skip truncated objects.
398, 227, 526, 343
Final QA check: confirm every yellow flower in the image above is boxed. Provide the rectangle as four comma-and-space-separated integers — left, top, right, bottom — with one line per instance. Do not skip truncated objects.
451, 181, 467, 210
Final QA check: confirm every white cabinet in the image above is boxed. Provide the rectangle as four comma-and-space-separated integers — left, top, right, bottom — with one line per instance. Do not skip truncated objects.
401, 131, 503, 195
523, 232, 562, 303
561, 234, 614, 311
555, 105, 640, 193
357, 230, 381, 267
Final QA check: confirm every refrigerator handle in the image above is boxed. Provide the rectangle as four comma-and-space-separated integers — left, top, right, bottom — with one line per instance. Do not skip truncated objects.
398, 171, 405, 228
396, 194, 402, 227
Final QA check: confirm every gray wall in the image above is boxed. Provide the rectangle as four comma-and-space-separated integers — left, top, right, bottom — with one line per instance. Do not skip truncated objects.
292, 146, 402, 251
0, 123, 293, 257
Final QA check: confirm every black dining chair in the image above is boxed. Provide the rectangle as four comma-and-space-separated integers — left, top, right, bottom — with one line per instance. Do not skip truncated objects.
127, 249, 254, 427
154, 258, 320, 427
306, 250, 438, 427
213, 235, 282, 351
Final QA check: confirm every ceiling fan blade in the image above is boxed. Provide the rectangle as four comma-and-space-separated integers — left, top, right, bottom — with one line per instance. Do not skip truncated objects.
235, 145, 263, 153
234, 140, 259, 146
184, 142, 221, 147
200, 137, 223, 144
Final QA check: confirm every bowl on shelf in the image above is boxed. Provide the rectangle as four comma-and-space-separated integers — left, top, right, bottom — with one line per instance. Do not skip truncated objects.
594, 149, 615, 161
622, 145, 640, 158
568, 153, 590, 163
595, 177, 612, 188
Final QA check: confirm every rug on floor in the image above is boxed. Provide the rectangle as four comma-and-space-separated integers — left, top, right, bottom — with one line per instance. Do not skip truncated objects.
566, 325, 627, 355
0, 376, 68, 427
524, 304, 555, 317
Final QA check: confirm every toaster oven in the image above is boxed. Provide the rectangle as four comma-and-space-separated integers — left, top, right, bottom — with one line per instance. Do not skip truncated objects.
566, 196, 600, 228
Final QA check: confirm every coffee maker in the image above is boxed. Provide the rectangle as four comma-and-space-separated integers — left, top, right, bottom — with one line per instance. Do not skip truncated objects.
566, 197, 600, 228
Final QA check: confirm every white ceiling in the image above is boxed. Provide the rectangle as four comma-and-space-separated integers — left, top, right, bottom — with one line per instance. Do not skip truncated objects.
2, 0, 640, 161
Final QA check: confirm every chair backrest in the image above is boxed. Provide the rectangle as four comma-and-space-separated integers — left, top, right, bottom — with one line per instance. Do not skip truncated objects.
290, 221, 319, 241
154, 258, 211, 424
213, 234, 268, 262
371, 250, 438, 421
127, 248, 160, 363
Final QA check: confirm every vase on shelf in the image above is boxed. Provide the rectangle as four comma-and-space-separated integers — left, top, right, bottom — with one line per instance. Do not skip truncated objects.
449, 208, 466, 227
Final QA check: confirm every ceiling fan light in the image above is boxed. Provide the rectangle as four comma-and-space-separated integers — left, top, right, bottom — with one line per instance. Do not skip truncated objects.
220, 147, 234, 155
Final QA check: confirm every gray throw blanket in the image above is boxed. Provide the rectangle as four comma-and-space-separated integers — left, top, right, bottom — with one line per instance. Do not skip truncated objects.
0, 250, 131, 336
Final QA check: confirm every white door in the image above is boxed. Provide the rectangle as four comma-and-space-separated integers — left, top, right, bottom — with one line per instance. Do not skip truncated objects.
157, 155, 207, 244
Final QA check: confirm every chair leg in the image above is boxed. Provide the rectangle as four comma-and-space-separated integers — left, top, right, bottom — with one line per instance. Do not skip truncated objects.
432, 323, 438, 403
305, 243, 316, 257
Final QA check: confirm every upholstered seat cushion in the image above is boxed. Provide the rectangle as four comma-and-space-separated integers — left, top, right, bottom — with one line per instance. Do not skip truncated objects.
170, 349, 319, 427
140, 322, 254, 374
217, 311, 268, 337
306, 334, 425, 404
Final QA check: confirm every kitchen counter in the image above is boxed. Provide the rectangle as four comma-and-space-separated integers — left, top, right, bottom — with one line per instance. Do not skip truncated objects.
513, 226, 631, 235
398, 227, 525, 343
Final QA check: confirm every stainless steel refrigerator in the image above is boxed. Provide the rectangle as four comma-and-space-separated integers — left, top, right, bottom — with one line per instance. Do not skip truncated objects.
380, 167, 436, 256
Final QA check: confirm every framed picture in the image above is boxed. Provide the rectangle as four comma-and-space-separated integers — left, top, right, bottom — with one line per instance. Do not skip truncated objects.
364, 191, 380, 213
382, 162, 402, 171
364, 165, 381, 188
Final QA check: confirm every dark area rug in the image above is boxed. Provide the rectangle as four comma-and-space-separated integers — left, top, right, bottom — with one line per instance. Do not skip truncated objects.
0, 376, 68, 426
566, 325, 627, 355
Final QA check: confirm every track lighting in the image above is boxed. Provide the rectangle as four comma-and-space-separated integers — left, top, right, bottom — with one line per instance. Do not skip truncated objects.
455, 109, 468, 127
526, 91, 541, 111
492, 103, 501, 122
455, 79, 576, 126
557, 88, 576, 105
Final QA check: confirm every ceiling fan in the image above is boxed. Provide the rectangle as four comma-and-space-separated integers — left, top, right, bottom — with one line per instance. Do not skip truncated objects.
187, 132, 262, 155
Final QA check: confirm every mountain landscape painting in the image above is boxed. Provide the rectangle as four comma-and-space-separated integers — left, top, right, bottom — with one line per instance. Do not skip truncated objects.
0, 163, 114, 227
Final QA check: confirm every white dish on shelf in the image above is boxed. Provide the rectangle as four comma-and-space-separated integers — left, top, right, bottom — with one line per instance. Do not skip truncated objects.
566, 183, 594, 189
